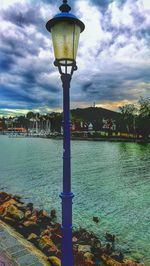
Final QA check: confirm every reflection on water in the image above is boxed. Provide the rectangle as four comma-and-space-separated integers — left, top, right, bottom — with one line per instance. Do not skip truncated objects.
0, 136, 150, 264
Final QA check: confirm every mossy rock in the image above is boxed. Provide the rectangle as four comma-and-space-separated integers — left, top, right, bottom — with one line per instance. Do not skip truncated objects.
48, 256, 61, 266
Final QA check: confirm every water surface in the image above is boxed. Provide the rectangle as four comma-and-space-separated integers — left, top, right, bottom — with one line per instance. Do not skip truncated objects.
0, 136, 149, 264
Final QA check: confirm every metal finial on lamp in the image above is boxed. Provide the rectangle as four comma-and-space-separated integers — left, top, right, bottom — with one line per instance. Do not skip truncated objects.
59, 0, 71, 12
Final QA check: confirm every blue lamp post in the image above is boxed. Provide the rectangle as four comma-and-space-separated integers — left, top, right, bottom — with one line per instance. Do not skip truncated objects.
46, 1, 85, 265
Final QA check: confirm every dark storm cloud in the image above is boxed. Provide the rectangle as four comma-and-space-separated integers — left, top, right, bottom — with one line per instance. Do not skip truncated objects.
0, 32, 39, 60
22, 71, 37, 85
20, 68, 60, 94
135, 28, 150, 44
0, 84, 60, 109
0, 0, 60, 110
79, 62, 150, 104
0, 0, 150, 113
91, 0, 112, 11
89, 0, 129, 12
2, 4, 43, 28
82, 74, 124, 101
0, 85, 38, 103
0, 54, 15, 71
131, 11, 145, 27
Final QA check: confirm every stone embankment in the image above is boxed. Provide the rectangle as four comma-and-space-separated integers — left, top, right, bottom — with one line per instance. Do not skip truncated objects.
0, 192, 145, 266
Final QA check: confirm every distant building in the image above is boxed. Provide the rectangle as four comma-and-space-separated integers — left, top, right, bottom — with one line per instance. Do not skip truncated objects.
71, 123, 76, 131
102, 118, 116, 131
88, 123, 93, 131
112, 120, 116, 131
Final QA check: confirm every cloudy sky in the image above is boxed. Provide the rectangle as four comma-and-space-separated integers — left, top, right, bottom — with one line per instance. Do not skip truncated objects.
0, 0, 150, 116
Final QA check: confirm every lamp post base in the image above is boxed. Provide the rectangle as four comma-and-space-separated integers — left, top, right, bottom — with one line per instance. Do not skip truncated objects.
60, 192, 74, 266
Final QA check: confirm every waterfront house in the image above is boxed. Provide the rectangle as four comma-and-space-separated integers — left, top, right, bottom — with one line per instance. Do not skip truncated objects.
88, 123, 93, 131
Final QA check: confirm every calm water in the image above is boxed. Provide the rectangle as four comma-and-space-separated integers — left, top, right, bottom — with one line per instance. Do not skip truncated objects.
0, 136, 150, 264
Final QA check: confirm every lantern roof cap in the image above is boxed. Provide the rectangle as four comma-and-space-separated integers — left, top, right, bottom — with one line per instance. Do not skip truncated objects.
46, 2, 85, 33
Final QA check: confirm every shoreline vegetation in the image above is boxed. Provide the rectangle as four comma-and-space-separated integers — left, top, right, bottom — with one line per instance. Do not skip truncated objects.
0, 192, 145, 266
49, 134, 150, 143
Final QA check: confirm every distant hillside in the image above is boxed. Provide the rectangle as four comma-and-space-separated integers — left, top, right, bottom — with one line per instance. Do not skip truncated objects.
71, 107, 121, 121
71, 107, 126, 132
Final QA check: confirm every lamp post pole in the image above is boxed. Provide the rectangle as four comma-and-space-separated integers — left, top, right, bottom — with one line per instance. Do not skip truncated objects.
46, 1, 85, 265
60, 73, 74, 265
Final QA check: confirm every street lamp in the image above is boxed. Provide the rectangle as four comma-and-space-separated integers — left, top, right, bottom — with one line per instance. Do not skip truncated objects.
46, 1, 85, 266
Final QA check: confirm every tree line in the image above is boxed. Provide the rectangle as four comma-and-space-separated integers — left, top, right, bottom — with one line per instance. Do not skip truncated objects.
119, 97, 150, 139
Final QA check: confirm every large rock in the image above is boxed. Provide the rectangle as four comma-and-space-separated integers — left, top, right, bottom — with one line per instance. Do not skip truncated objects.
0, 192, 11, 204
40, 229, 51, 237
84, 252, 94, 260
37, 210, 51, 228
28, 210, 38, 223
3, 216, 16, 226
84, 251, 94, 264
24, 210, 32, 219
22, 220, 40, 235
100, 243, 113, 255
101, 255, 122, 266
27, 233, 38, 242
5, 204, 24, 220
39, 235, 58, 256
123, 260, 145, 266
48, 256, 61, 266
101, 256, 145, 266
0, 205, 6, 216
51, 223, 61, 235
111, 252, 124, 263
51, 233, 62, 246
0, 199, 17, 216
78, 244, 91, 253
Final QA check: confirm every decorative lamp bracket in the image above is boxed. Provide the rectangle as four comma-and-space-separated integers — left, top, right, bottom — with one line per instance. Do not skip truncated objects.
54, 59, 77, 76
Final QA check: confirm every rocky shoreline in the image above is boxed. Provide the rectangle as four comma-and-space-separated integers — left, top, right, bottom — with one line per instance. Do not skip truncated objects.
0, 192, 145, 266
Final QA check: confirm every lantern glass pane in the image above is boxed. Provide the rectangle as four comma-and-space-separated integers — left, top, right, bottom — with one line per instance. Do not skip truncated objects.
51, 21, 80, 61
